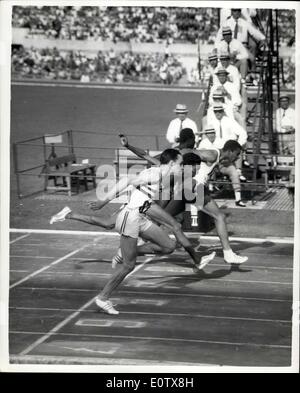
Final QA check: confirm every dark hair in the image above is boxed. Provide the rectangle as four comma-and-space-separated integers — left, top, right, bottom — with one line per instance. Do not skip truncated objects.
179, 128, 195, 143
182, 153, 201, 166
160, 149, 181, 164
223, 140, 242, 152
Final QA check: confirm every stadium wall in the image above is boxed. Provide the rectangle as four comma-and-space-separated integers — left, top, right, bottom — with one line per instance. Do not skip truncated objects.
12, 27, 294, 58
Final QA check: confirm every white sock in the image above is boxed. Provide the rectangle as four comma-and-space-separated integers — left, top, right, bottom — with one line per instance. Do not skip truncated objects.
223, 249, 233, 258
235, 191, 241, 201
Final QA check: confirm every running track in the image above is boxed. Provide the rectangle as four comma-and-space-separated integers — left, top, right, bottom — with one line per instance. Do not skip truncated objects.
8, 230, 295, 368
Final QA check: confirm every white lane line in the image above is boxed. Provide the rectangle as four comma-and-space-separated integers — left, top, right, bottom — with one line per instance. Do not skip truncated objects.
11, 330, 291, 350
10, 228, 118, 237
76, 319, 147, 328
9, 306, 292, 324
19, 296, 97, 356
126, 256, 155, 278
19, 255, 156, 356
10, 255, 54, 259
15, 286, 292, 303
11, 81, 202, 93
8, 257, 294, 271
9, 228, 294, 244
50, 344, 120, 356
207, 263, 293, 271
9, 354, 220, 366
9, 246, 88, 290
10, 233, 30, 244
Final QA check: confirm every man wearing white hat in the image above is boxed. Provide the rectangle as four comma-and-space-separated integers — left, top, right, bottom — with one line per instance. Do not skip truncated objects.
209, 68, 242, 112
206, 88, 234, 124
219, 52, 241, 90
220, 8, 257, 26
275, 95, 295, 155
198, 125, 217, 150
216, 9, 265, 49
166, 104, 199, 146
215, 26, 249, 80
207, 52, 220, 83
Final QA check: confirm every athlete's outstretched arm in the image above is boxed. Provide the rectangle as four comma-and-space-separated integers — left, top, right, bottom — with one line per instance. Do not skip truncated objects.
196, 149, 218, 164
90, 168, 160, 211
89, 176, 132, 210
119, 134, 160, 166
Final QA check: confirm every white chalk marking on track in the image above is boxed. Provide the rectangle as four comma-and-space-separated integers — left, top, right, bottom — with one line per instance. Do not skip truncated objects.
9, 246, 88, 290
50, 344, 120, 356
9, 228, 294, 244
19, 255, 155, 356
11, 81, 203, 93
10, 306, 291, 324
76, 319, 146, 328
16, 286, 292, 303
12, 330, 291, 350
19, 296, 97, 356
10, 233, 30, 244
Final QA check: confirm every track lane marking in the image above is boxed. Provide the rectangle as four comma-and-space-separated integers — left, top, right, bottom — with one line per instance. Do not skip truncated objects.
9, 306, 292, 324
14, 286, 292, 303
18, 256, 155, 356
11, 330, 292, 350
10, 234, 30, 244
9, 229, 294, 244
9, 246, 89, 290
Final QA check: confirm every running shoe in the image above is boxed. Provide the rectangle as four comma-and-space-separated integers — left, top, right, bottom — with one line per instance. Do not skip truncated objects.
112, 249, 123, 269
95, 298, 119, 315
235, 200, 247, 207
50, 206, 71, 224
224, 252, 248, 265
193, 251, 216, 273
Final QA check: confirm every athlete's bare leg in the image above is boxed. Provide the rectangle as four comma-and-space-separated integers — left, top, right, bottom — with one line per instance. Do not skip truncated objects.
137, 223, 176, 255
99, 234, 137, 301
146, 203, 201, 265
200, 199, 231, 250
67, 212, 115, 230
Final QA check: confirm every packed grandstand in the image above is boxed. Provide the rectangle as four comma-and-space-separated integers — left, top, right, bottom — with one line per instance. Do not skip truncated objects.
11, 6, 295, 88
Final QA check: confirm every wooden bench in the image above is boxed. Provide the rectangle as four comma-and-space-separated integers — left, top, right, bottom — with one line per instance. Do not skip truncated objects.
45, 154, 96, 196
264, 155, 295, 185
114, 149, 161, 178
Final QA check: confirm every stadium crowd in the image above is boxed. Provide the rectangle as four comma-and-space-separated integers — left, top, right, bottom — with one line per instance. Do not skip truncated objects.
11, 46, 186, 84
11, 6, 218, 44
12, 6, 295, 46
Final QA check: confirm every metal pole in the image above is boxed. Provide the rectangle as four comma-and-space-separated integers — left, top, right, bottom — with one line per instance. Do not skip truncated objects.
275, 10, 281, 99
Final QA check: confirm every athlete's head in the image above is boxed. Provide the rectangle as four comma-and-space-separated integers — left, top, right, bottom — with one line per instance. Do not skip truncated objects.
160, 148, 182, 174
182, 153, 201, 177
222, 140, 242, 164
231, 8, 242, 20
178, 128, 195, 149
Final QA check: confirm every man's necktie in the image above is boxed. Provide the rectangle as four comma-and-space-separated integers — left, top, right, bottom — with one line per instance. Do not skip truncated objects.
179, 119, 183, 132
227, 42, 231, 54
282, 109, 286, 118
219, 121, 223, 139
234, 20, 238, 39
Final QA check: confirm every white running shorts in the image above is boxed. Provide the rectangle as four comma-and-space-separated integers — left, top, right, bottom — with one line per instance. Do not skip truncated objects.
115, 207, 153, 239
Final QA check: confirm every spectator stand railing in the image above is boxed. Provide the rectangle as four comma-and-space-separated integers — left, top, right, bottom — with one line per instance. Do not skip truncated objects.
12, 129, 167, 198
12, 129, 294, 209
